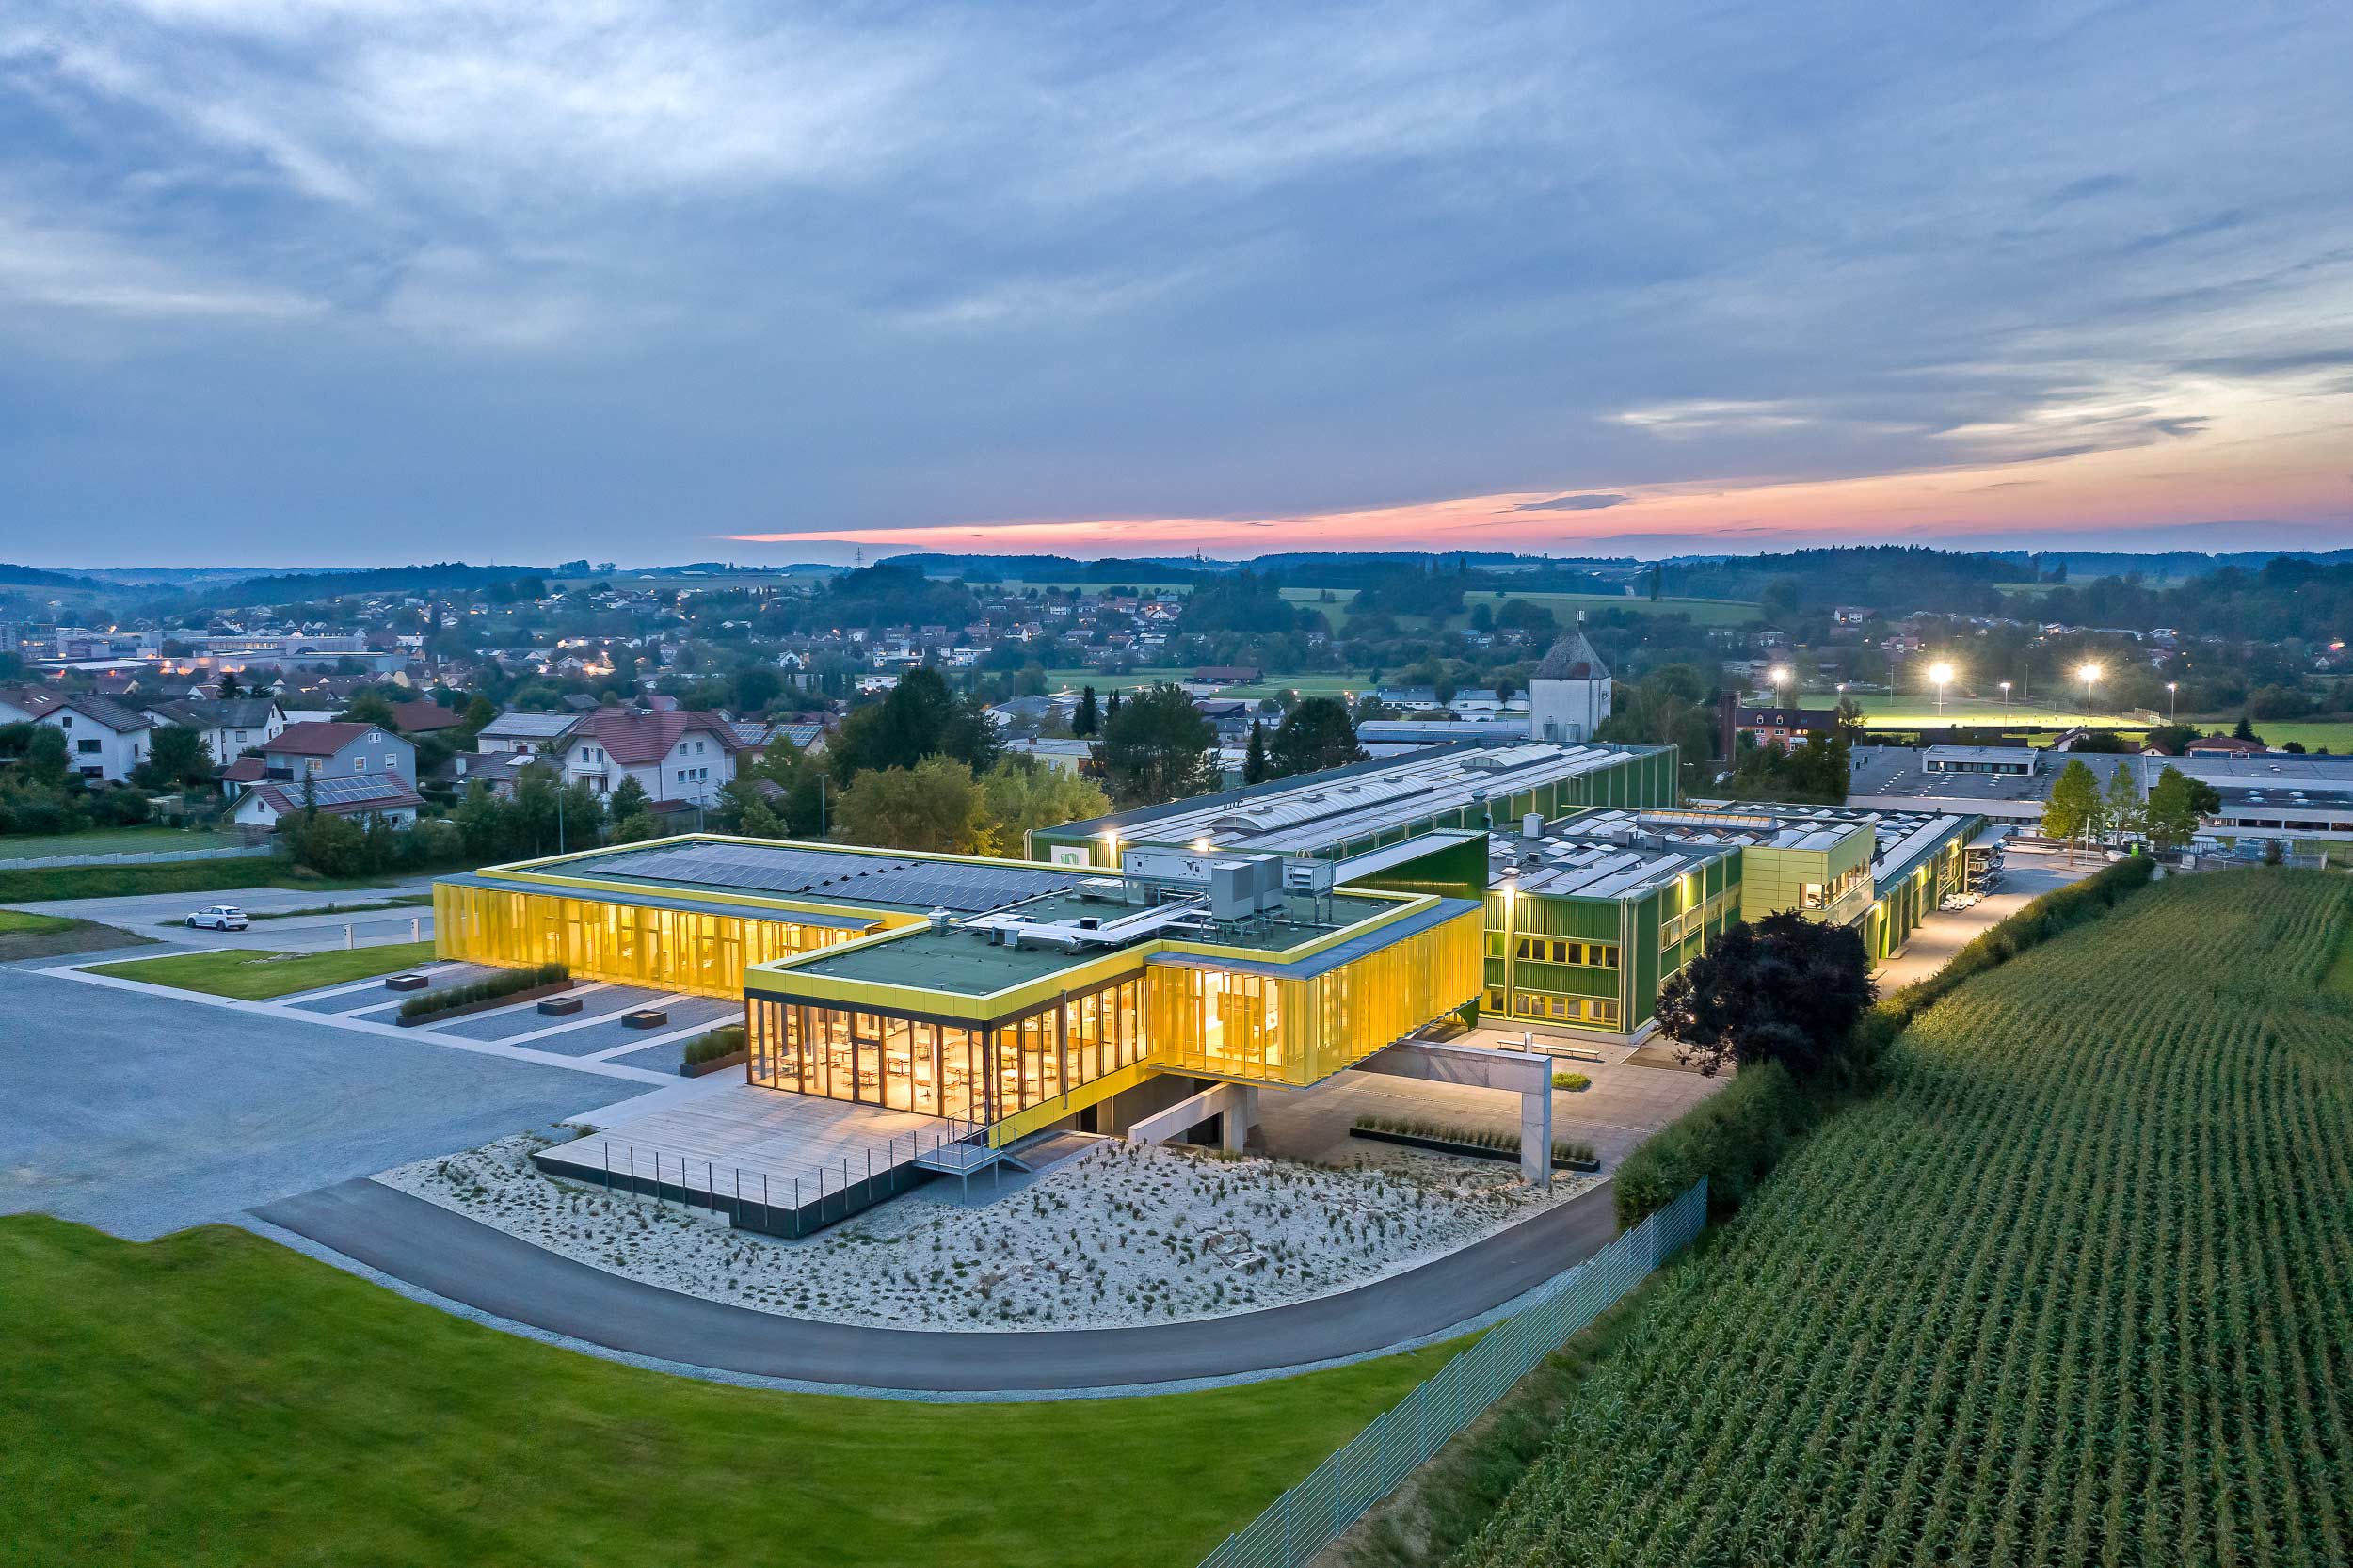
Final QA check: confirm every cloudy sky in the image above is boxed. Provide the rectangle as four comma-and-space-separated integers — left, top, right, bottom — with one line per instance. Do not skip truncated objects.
4, 0, 2350, 567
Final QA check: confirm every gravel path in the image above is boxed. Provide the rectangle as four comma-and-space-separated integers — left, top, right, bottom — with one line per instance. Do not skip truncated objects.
381, 1133, 1595, 1331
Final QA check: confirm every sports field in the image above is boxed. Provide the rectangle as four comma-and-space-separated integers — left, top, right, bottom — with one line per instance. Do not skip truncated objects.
1458, 868, 2353, 1566
1844, 694, 2141, 729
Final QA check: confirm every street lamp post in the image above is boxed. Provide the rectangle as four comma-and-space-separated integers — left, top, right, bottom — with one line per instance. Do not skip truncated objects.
1929, 661, 1954, 717
2166, 681, 2178, 723
2078, 662, 2103, 722
1768, 664, 1792, 704
1998, 680, 2011, 725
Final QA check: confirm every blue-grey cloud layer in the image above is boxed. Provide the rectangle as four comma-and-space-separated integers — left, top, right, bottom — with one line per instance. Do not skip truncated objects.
1, 0, 2349, 563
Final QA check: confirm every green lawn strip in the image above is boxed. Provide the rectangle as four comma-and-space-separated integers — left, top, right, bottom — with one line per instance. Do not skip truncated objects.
0, 859, 411, 904
0, 911, 152, 961
2185, 717, 2353, 752
83, 940, 439, 1000
0, 1214, 1461, 1568
0, 825, 246, 858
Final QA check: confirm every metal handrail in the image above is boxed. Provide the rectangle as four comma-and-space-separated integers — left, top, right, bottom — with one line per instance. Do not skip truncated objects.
573, 1103, 1014, 1238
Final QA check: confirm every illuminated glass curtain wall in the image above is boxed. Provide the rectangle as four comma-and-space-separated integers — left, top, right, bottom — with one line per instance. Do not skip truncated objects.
1146, 908, 1482, 1084
745, 975, 1148, 1121
435, 883, 859, 998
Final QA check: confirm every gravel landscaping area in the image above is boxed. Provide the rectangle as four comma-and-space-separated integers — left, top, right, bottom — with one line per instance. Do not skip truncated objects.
381, 1133, 1594, 1330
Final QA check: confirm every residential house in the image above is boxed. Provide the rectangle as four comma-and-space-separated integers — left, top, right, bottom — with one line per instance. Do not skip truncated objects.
0, 686, 62, 725
1718, 693, 1842, 755
389, 698, 465, 735
232, 774, 421, 835
40, 696, 152, 782
261, 721, 417, 790
476, 710, 582, 759
558, 707, 745, 807
139, 696, 286, 769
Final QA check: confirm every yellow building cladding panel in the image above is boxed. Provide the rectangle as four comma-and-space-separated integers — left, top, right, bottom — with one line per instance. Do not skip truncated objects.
434, 882, 873, 999
1144, 905, 1484, 1086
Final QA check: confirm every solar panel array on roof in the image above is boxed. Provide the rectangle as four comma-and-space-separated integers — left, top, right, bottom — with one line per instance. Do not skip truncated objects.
300, 774, 415, 806
577, 841, 1082, 912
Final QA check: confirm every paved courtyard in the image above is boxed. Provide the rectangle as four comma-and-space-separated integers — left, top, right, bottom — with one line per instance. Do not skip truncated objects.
1258, 1032, 1729, 1170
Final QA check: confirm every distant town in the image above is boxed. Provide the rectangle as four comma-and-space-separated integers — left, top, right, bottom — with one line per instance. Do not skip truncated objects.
1, 546, 2346, 868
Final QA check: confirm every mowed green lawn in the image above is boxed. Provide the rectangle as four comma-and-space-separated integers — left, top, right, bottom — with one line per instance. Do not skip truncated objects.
0, 1217, 1459, 1568
84, 940, 438, 1000
0, 825, 247, 858
2189, 718, 2353, 752
0, 908, 78, 935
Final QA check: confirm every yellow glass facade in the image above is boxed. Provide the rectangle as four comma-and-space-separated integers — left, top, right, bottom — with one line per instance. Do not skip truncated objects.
434, 882, 869, 998
1145, 906, 1484, 1085
744, 975, 1151, 1124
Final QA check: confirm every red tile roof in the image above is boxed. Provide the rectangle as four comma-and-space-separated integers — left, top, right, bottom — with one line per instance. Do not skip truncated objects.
570, 707, 745, 766
266, 720, 395, 756
391, 699, 464, 732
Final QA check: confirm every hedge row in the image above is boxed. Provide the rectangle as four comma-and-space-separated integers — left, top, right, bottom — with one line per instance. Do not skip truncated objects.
1612, 856, 2161, 1230
397, 962, 568, 1021
1352, 1114, 1599, 1167
681, 1024, 746, 1066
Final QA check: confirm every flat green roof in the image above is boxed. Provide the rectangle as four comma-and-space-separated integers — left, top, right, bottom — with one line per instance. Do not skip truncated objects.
768, 888, 1401, 998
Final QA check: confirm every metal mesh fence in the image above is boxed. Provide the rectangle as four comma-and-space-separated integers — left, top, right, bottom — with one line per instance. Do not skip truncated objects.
1198, 1178, 1708, 1568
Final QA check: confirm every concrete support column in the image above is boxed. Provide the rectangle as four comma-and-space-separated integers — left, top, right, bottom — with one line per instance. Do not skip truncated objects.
1520, 1074, 1552, 1187
1222, 1084, 1261, 1153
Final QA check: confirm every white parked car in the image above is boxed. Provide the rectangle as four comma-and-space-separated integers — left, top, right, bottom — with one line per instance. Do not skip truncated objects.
185, 905, 250, 931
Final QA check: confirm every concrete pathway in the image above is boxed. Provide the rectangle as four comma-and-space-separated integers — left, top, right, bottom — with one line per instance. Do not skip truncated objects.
1872, 851, 2092, 993
252, 1172, 1623, 1396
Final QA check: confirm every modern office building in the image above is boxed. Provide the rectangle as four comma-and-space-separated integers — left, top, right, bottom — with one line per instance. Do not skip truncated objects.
436, 835, 1481, 1149
434, 739, 1980, 1191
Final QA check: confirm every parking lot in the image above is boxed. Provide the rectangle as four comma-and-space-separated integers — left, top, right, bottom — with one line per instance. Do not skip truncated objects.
2, 882, 732, 1240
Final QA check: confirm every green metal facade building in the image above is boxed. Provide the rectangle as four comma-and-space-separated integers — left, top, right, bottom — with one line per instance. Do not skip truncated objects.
1045, 743, 1983, 1047
1028, 742, 1682, 869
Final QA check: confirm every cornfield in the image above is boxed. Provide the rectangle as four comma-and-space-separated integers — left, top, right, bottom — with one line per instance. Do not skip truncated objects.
1457, 868, 2353, 1567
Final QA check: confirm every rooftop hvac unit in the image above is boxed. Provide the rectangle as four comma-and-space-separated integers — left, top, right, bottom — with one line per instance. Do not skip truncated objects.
1282, 857, 1335, 894
1209, 856, 1284, 920
1523, 811, 1544, 838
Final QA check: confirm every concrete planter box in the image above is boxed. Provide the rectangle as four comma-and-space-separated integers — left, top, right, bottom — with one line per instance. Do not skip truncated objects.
678, 1049, 749, 1079
396, 979, 572, 1027
536, 995, 584, 1016
622, 1008, 669, 1030
383, 973, 430, 992
1348, 1126, 1600, 1173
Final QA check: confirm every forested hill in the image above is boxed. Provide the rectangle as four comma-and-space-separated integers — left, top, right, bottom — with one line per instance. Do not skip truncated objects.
2034, 557, 2353, 640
